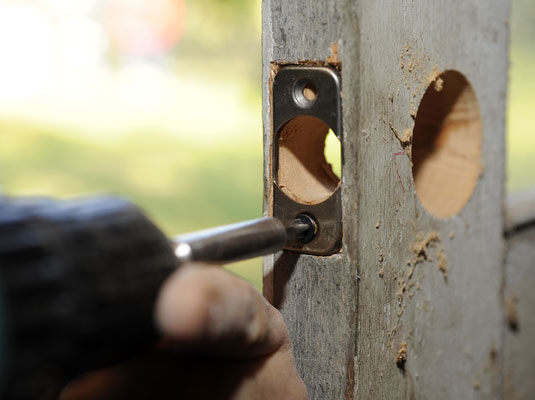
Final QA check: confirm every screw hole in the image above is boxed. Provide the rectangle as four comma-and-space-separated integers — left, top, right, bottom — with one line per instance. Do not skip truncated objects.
296, 213, 318, 243
303, 83, 317, 101
293, 79, 317, 108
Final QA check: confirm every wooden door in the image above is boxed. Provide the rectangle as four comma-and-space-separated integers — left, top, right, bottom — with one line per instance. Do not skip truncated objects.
262, 1, 513, 398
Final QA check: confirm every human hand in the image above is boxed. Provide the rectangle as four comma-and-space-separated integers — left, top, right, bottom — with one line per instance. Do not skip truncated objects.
59, 264, 307, 400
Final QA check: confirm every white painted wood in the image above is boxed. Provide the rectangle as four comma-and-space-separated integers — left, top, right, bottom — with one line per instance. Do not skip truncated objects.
263, 1, 510, 398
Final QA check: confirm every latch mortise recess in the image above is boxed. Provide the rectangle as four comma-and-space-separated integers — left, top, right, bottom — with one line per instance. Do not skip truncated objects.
272, 65, 343, 255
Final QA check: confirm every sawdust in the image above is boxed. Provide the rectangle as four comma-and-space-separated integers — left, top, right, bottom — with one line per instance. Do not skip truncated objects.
275, 57, 341, 71
396, 278, 406, 304
389, 122, 412, 154
434, 77, 444, 91
428, 68, 445, 92
411, 232, 440, 261
396, 342, 407, 368
269, 63, 281, 87
395, 232, 448, 309
428, 67, 441, 84
399, 43, 430, 100
399, 43, 443, 124
437, 249, 448, 278
402, 129, 412, 143
406, 263, 415, 279
389, 122, 402, 140
275, 42, 342, 71
410, 101, 417, 119
505, 295, 519, 331
377, 248, 385, 278
326, 42, 339, 64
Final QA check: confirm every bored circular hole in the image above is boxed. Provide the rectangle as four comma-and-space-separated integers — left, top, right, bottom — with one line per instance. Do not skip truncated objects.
293, 79, 317, 108
412, 70, 482, 218
277, 116, 340, 205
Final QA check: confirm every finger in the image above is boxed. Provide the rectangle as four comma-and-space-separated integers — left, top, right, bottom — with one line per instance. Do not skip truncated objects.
154, 263, 288, 357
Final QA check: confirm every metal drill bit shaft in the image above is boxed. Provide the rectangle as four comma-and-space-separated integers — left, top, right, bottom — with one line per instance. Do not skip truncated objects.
172, 216, 316, 265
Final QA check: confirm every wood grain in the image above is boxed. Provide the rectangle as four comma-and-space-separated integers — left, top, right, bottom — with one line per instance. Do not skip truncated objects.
504, 224, 535, 400
263, 1, 510, 398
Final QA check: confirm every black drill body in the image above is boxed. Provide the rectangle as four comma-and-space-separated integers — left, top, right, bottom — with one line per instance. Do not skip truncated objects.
0, 197, 178, 399
0, 195, 314, 399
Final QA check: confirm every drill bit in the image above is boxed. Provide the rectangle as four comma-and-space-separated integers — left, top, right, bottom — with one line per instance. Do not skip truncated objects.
172, 215, 317, 265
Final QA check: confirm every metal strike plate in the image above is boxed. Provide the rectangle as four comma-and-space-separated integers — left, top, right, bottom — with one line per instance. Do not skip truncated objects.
272, 66, 343, 255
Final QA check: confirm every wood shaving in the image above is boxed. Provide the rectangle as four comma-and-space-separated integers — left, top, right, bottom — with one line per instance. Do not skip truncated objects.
437, 249, 448, 278
411, 232, 440, 262
326, 42, 339, 64
389, 122, 411, 147
505, 295, 519, 331
434, 77, 444, 91
396, 342, 407, 368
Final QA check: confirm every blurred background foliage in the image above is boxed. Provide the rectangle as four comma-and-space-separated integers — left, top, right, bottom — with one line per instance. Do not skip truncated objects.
0, 0, 533, 292
0, 0, 264, 287
508, 0, 534, 192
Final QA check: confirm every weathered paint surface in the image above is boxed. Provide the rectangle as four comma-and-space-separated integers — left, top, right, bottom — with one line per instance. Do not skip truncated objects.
263, 1, 510, 398
504, 226, 535, 400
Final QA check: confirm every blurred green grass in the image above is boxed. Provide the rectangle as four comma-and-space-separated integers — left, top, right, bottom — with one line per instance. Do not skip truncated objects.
507, 0, 535, 193
507, 47, 535, 193
0, 0, 532, 294
0, 0, 266, 291
0, 117, 264, 289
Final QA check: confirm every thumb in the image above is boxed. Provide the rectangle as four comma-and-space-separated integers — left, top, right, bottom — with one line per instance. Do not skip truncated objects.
154, 264, 289, 358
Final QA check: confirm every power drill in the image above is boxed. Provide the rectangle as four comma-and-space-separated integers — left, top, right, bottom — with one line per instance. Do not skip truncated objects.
0, 195, 316, 399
